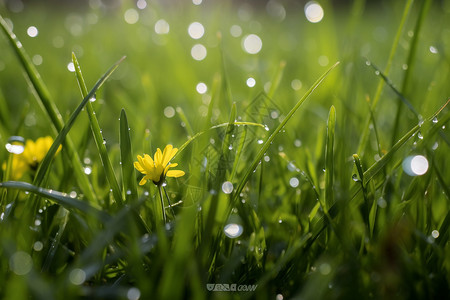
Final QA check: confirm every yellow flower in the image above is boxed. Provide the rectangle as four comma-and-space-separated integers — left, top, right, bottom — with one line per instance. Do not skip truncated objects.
22, 136, 59, 169
134, 144, 185, 186
2, 154, 28, 180
2, 136, 61, 180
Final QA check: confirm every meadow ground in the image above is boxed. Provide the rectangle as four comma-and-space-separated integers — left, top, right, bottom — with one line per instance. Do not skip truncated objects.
0, 0, 449, 299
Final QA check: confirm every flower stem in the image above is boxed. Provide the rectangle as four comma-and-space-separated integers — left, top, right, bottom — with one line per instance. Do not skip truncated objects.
158, 185, 167, 223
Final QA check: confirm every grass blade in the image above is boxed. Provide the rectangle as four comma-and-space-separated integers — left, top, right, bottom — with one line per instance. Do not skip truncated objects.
233, 61, 340, 203
366, 60, 419, 117
72, 53, 124, 206
119, 109, 138, 203
0, 181, 110, 222
324, 105, 336, 212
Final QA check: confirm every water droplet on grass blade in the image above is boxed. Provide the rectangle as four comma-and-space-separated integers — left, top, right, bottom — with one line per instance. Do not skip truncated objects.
5, 141, 25, 154
431, 230, 439, 238
67, 62, 75, 72
224, 223, 243, 238
429, 46, 438, 54
432, 117, 438, 123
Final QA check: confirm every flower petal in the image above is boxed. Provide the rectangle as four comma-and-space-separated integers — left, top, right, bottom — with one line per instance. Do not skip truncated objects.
154, 148, 163, 165
142, 154, 154, 170
139, 175, 150, 185
166, 170, 185, 178
162, 144, 176, 167
134, 161, 145, 174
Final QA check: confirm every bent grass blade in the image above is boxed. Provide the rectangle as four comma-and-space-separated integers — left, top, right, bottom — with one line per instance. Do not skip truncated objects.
0, 181, 110, 222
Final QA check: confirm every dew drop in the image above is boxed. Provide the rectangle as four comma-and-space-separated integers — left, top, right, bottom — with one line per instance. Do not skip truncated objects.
432, 117, 438, 124
5, 142, 25, 154
289, 177, 299, 188
429, 46, 438, 54
431, 230, 439, 239
224, 223, 243, 238
257, 139, 264, 144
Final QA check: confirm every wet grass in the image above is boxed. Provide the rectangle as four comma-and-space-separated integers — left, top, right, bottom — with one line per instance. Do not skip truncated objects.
0, 0, 449, 299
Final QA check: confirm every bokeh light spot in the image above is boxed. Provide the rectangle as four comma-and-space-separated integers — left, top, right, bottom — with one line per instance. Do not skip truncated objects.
27, 26, 38, 37
246, 77, 256, 87
305, 1, 324, 23
242, 34, 262, 54
124, 9, 139, 24
188, 22, 205, 39
191, 44, 207, 61
154, 19, 170, 35
196, 82, 207, 94
402, 155, 429, 176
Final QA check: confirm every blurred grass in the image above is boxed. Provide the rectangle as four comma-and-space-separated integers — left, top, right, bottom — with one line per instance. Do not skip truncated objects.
0, 0, 449, 299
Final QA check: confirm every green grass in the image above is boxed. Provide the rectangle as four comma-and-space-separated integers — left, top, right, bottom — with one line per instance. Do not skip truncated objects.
0, 0, 449, 299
